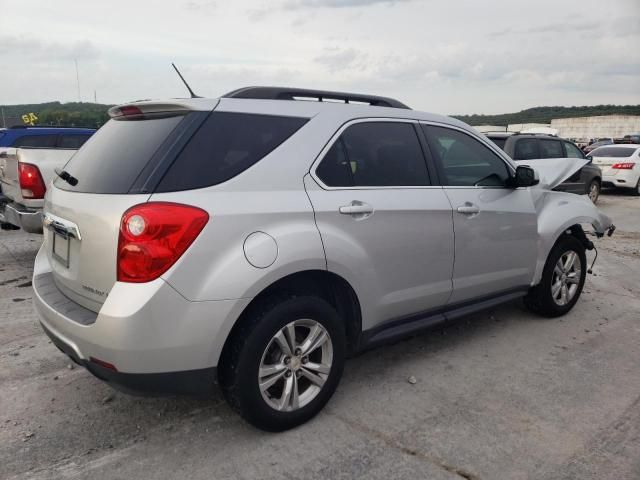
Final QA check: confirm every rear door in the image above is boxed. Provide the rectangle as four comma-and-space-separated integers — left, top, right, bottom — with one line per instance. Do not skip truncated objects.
422, 124, 538, 304
306, 119, 454, 330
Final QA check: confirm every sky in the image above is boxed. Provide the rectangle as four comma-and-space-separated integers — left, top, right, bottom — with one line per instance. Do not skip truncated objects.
0, 0, 639, 115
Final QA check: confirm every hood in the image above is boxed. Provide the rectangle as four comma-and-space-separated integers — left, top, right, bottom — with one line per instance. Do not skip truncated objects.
514, 158, 588, 190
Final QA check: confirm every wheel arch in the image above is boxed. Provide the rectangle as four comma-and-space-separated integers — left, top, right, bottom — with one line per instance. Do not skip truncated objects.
218, 270, 363, 374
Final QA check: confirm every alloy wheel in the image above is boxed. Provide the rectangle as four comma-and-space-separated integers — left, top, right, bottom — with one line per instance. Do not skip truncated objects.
258, 319, 333, 412
551, 250, 581, 306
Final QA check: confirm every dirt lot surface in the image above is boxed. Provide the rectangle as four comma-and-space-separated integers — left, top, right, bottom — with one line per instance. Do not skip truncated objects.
1, 192, 639, 480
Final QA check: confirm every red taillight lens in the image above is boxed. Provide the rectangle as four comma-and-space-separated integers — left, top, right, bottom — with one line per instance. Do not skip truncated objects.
117, 202, 209, 283
612, 162, 635, 169
18, 162, 47, 199
117, 105, 143, 117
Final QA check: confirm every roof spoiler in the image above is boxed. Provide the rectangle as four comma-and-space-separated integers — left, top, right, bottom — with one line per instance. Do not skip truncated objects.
108, 102, 197, 118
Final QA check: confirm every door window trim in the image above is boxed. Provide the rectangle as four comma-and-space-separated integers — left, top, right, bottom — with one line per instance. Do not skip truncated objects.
419, 121, 517, 190
309, 117, 439, 190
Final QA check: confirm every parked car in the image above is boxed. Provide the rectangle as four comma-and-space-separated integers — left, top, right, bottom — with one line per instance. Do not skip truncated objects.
583, 138, 614, 154
588, 144, 640, 195
32, 87, 614, 431
0, 143, 93, 232
0, 126, 95, 151
486, 133, 602, 203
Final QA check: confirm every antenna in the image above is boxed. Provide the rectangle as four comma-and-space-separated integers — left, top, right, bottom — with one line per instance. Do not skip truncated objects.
171, 63, 200, 98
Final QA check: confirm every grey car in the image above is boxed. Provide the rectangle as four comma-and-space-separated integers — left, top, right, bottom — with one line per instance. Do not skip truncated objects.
486, 133, 603, 203
33, 87, 614, 431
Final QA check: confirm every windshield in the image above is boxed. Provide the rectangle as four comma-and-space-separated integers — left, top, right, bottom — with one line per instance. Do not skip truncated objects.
591, 147, 637, 158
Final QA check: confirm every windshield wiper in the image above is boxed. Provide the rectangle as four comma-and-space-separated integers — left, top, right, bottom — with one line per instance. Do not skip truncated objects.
54, 168, 79, 187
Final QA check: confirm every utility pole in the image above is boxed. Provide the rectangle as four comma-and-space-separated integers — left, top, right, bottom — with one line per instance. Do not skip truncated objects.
75, 59, 81, 102
94, 90, 97, 103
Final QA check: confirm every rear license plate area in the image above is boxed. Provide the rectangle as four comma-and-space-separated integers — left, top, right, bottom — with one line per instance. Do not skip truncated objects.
52, 232, 70, 268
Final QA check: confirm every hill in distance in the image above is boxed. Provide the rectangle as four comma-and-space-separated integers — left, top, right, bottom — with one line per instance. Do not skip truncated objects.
1, 101, 639, 128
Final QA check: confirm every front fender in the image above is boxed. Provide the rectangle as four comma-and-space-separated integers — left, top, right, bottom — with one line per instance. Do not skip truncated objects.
533, 191, 613, 285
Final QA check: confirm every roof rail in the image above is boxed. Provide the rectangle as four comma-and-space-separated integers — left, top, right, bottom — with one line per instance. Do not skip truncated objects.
222, 86, 411, 110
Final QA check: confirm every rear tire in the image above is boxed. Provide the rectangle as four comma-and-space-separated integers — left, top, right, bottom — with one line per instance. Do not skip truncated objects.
220, 295, 346, 431
633, 178, 640, 196
524, 236, 587, 318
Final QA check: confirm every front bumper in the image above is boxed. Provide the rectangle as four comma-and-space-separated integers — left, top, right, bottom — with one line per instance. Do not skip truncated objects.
0, 199, 43, 233
32, 245, 251, 395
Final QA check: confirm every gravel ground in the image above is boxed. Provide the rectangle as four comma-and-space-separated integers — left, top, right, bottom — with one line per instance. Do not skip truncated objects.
1, 192, 639, 480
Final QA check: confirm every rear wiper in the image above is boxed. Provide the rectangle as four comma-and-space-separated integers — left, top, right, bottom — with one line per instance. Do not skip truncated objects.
54, 168, 79, 187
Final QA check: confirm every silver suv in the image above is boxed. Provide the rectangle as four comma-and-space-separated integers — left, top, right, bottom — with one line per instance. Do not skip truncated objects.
33, 87, 614, 431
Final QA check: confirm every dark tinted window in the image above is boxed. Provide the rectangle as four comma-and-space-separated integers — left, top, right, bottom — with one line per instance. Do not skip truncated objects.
316, 122, 429, 187
57, 134, 92, 149
157, 112, 307, 192
539, 139, 563, 158
591, 146, 637, 158
513, 138, 540, 160
564, 141, 584, 158
55, 115, 185, 193
12, 134, 57, 148
424, 125, 510, 187
488, 137, 507, 149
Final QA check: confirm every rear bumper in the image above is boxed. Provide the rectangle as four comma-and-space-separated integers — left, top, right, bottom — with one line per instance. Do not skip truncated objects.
32, 245, 251, 394
602, 170, 640, 189
0, 199, 43, 233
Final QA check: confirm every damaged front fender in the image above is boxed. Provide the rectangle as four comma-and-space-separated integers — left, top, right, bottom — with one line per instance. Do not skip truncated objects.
532, 190, 614, 285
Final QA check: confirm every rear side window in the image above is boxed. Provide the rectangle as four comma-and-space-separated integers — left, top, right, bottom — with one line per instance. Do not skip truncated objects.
156, 112, 308, 192
57, 134, 92, 149
513, 139, 540, 160
316, 122, 430, 187
12, 134, 57, 148
55, 115, 185, 193
564, 141, 584, 158
539, 139, 563, 158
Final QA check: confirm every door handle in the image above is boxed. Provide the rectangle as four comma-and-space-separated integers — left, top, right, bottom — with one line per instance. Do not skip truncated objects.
339, 201, 373, 216
456, 204, 480, 215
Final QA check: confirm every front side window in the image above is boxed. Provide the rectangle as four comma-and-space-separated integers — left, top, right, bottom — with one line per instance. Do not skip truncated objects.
424, 125, 510, 187
316, 122, 429, 187
12, 134, 57, 148
564, 141, 585, 158
539, 139, 564, 158
513, 138, 540, 160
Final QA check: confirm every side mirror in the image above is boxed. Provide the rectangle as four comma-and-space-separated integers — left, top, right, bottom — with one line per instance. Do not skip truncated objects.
512, 165, 539, 187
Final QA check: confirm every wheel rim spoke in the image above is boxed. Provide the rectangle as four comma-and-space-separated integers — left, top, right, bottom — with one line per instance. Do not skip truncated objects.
259, 368, 286, 391
303, 361, 331, 375
273, 330, 293, 357
278, 375, 294, 410
566, 272, 580, 284
300, 367, 326, 387
301, 330, 328, 357
551, 281, 562, 298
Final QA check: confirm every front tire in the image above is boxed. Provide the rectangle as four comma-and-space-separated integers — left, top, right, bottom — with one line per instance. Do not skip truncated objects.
220, 296, 346, 431
524, 236, 587, 317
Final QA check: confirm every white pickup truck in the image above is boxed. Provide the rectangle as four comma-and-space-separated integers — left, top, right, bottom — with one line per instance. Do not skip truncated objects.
0, 148, 79, 233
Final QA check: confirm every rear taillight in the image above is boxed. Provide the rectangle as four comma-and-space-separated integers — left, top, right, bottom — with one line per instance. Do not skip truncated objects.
612, 162, 635, 169
18, 162, 46, 199
117, 202, 209, 283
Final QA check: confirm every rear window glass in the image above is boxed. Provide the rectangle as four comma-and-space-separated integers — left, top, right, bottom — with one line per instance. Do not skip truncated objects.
539, 139, 563, 158
513, 139, 540, 160
12, 134, 57, 148
57, 134, 92, 149
55, 115, 184, 193
488, 137, 507, 149
591, 147, 637, 158
156, 112, 308, 192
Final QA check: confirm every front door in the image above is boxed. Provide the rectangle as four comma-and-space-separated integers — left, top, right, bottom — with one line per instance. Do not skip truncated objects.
422, 124, 538, 304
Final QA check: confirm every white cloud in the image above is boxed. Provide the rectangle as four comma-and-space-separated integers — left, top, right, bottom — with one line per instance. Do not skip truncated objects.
0, 0, 638, 114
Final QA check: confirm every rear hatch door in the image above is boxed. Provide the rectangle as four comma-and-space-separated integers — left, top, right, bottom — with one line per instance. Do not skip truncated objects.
43, 103, 211, 312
